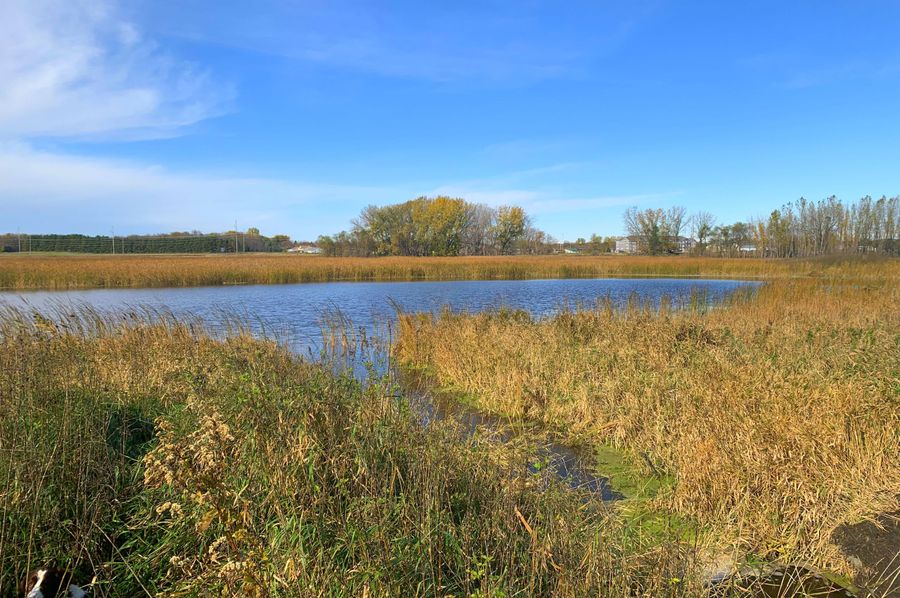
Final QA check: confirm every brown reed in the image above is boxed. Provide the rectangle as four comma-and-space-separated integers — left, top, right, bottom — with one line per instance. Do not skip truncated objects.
2, 252, 896, 290
394, 260, 900, 586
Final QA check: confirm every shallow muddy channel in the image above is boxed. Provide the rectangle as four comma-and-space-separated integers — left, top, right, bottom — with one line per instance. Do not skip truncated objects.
397, 368, 623, 501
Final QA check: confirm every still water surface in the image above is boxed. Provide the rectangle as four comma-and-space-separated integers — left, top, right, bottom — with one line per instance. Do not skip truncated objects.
0, 277, 761, 354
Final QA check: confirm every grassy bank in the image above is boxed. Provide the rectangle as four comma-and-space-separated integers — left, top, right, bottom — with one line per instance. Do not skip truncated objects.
394, 261, 900, 588
2, 253, 896, 290
1, 308, 704, 597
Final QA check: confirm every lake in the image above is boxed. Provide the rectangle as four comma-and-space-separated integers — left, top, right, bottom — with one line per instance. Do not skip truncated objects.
0, 277, 761, 355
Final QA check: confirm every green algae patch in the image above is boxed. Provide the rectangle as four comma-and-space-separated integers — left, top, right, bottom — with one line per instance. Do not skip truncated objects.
592, 443, 696, 544
592, 443, 674, 500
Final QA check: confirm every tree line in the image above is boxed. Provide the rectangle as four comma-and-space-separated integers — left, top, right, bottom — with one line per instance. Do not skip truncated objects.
4, 195, 895, 258
0, 230, 293, 254
753, 195, 898, 257
316, 197, 552, 257
622, 206, 690, 254
623, 196, 898, 257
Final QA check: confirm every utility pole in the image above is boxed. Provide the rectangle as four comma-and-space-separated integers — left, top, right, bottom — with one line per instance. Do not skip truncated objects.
17, 227, 21, 253
111, 227, 116, 255
234, 220, 239, 253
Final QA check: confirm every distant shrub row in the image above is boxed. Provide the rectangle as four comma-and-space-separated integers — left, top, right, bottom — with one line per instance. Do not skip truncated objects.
0, 232, 289, 254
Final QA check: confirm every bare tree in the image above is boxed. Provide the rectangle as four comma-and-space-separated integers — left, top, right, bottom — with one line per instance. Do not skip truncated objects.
623, 206, 641, 239
666, 206, 687, 240
623, 207, 666, 254
690, 211, 716, 254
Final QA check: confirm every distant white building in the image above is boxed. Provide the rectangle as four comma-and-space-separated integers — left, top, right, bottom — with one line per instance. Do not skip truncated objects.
616, 236, 696, 254
616, 236, 642, 254
674, 236, 696, 253
288, 245, 322, 254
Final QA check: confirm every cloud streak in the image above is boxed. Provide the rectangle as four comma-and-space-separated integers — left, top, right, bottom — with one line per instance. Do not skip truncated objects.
0, 143, 403, 237
0, 142, 669, 239
0, 0, 231, 140
148, 1, 653, 86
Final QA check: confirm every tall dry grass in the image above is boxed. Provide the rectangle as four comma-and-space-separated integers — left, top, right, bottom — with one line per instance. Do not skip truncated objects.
0, 307, 700, 597
2, 253, 897, 290
394, 262, 900, 584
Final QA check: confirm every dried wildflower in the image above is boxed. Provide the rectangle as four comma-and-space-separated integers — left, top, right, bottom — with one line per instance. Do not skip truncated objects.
207, 536, 228, 561
155, 501, 184, 518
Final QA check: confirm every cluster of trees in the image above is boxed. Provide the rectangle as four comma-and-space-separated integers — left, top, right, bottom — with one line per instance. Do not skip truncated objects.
560, 235, 619, 254
316, 197, 551, 257
753, 196, 898, 257
624, 196, 899, 257
622, 206, 690, 254
0, 230, 293, 254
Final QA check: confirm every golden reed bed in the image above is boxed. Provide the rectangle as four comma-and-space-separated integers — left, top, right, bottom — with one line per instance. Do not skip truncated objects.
1, 252, 896, 289
395, 263, 900, 588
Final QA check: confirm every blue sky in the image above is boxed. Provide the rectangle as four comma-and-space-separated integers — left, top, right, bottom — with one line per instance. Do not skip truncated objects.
2, 0, 899, 241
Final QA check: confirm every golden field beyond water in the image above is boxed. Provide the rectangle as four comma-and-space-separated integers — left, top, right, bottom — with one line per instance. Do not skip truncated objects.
395, 260, 900, 588
2, 252, 896, 289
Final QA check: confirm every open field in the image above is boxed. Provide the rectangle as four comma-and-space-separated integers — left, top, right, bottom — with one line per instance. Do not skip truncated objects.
395, 260, 900, 594
1, 253, 897, 290
0, 308, 705, 597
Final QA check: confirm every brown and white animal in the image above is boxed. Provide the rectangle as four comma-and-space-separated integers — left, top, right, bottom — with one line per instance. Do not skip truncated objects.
22, 568, 85, 598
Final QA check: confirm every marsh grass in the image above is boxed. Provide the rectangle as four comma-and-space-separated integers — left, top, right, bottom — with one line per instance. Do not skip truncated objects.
2, 258, 896, 596
1, 307, 707, 597
2, 253, 897, 290
394, 261, 900, 589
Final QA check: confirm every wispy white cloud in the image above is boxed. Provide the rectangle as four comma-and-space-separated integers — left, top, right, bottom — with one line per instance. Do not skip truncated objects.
0, 143, 402, 237
275, 32, 580, 85
0, 0, 328, 235
148, 1, 655, 85
0, 141, 674, 239
0, 0, 231, 140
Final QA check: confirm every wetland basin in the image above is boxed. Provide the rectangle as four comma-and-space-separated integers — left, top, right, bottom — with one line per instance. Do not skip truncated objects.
0, 277, 760, 501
